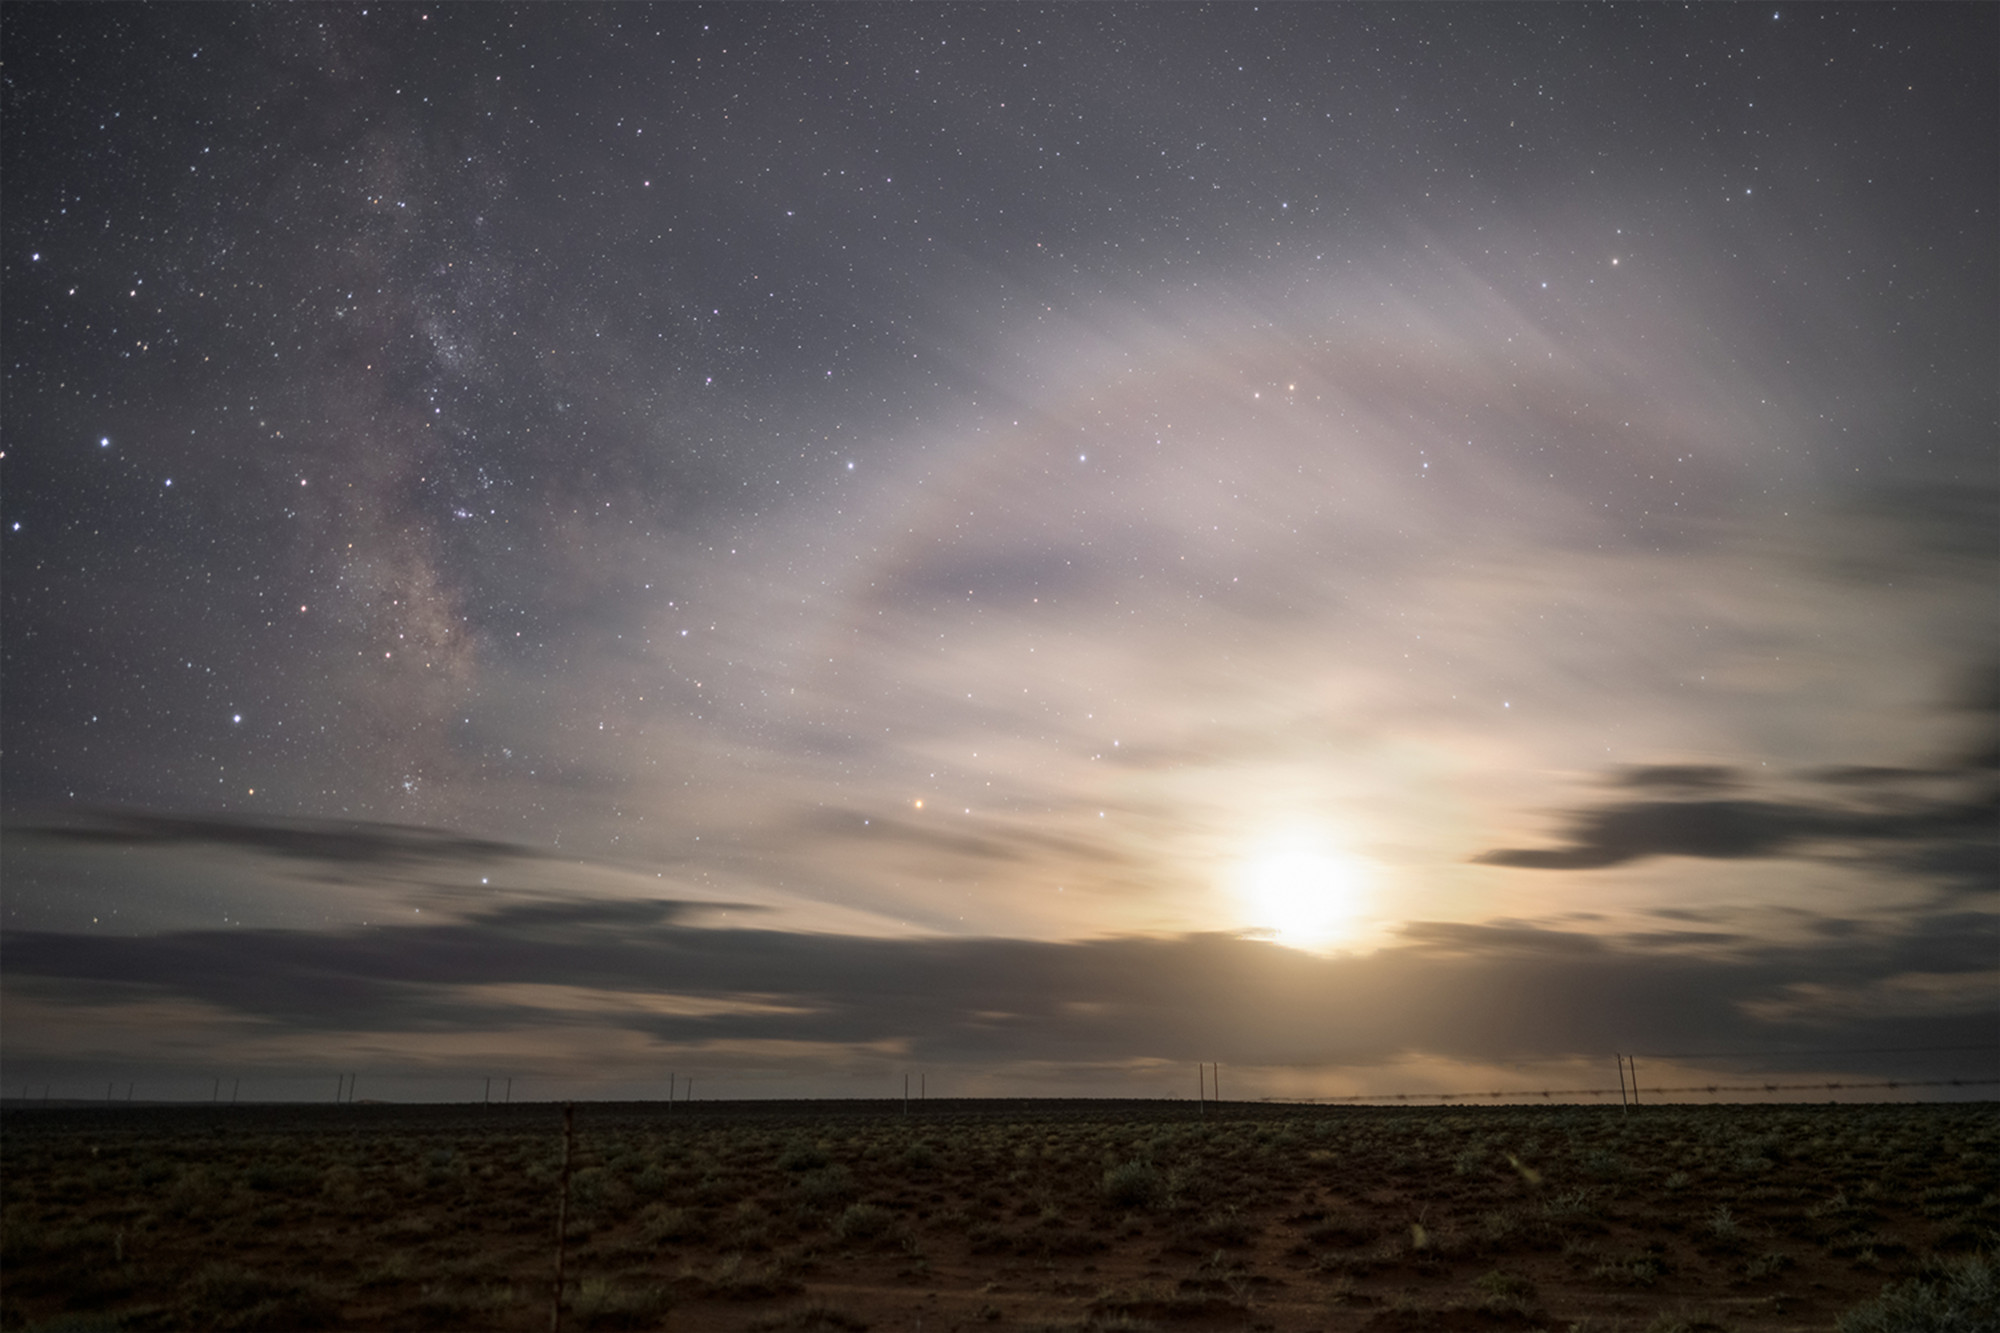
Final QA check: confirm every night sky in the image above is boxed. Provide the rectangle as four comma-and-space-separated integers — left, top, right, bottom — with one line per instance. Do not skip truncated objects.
4, 4, 1994, 1102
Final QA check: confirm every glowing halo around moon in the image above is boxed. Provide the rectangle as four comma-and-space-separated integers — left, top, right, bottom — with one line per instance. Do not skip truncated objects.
1234, 833, 1374, 949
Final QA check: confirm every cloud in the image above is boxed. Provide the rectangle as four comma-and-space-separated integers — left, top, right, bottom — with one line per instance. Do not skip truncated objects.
19, 809, 539, 868
5, 897, 1993, 1087
1475, 741, 1998, 885
1474, 798, 1818, 869
1616, 766, 1741, 792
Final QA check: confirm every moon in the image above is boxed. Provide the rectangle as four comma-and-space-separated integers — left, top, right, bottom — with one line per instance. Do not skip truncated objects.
1237, 833, 1373, 949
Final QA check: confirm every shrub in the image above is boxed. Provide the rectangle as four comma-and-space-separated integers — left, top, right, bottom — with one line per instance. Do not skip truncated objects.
1542, 1188, 1600, 1225
182, 1262, 340, 1328
1474, 1268, 1539, 1316
1591, 1251, 1665, 1286
834, 1202, 895, 1242
1746, 1251, 1794, 1279
795, 1164, 857, 1208
702, 1252, 805, 1301
1837, 1254, 1997, 1333
1101, 1160, 1162, 1209
1189, 1207, 1256, 1247
638, 1203, 707, 1245
571, 1276, 672, 1330
243, 1161, 318, 1195
751, 1303, 871, 1331
778, 1139, 831, 1172
415, 1283, 517, 1324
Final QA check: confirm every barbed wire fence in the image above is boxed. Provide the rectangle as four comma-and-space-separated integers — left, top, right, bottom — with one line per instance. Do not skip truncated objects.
1260, 1042, 2000, 1105
1263, 1077, 2000, 1105
7, 1044, 1997, 1107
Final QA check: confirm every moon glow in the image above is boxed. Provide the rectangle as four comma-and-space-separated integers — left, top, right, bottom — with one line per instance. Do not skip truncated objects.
1237, 834, 1373, 949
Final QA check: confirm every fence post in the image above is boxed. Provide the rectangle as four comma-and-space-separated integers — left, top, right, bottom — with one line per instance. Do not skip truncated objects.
1629, 1056, 1639, 1107
1615, 1054, 1628, 1112
550, 1103, 575, 1333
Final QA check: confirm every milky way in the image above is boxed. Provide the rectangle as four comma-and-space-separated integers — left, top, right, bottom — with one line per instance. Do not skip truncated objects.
4, 5, 1993, 1100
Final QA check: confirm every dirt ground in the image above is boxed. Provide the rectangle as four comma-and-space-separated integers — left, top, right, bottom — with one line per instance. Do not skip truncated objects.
2, 1099, 1994, 1331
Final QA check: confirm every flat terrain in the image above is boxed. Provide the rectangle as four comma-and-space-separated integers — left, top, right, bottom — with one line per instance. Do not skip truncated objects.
2, 1099, 1994, 1331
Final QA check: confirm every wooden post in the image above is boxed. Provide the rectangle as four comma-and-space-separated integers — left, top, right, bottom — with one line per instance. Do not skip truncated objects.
904, 1073, 910, 1116
1629, 1056, 1639, 1107
1198, 1063, 1206, 1116
668, 1071, 675, 1111
506, 1077, 513, 1105
550, 1103, 575, 1333
1214, 1064, 1220, 1106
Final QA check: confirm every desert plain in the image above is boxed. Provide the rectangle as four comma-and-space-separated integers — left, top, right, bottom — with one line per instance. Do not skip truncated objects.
2, 1098, 1995, 1332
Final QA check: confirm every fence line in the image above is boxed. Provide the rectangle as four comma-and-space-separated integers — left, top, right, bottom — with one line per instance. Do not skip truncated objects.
1265, 1076, 2000, 1105
9, 1058, 1997, 1108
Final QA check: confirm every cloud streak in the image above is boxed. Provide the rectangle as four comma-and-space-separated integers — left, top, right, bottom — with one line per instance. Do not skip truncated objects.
1475, 750, 1996, 887
6, 897, 1993, 1094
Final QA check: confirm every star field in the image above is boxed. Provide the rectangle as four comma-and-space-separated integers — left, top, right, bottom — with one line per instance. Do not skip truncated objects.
2, 4, 1993, 1100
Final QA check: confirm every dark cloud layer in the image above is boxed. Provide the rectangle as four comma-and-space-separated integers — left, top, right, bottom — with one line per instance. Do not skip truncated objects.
1477, 751, 1997, 888
7, 897, 1994, 1087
